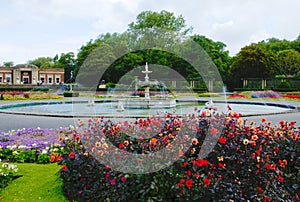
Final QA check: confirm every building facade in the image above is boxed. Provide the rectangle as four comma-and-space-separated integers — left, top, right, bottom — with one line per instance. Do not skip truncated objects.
0, 64, 64, 85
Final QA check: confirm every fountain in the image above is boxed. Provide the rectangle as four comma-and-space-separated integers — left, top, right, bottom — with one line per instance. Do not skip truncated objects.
118, 63, 176, 109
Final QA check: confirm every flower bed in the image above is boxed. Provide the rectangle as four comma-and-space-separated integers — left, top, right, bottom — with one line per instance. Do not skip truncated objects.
0, 107, 299, 201
0, 127, 70, 164
0, 91, 61, 100
0, 162, 19, 189
56, 112, 299, 201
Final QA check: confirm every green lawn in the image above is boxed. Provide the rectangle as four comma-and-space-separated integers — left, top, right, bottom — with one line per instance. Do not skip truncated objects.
0, 163, 68, 202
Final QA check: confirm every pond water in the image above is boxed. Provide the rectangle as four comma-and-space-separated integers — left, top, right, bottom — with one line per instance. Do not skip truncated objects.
0, 100, 294, 118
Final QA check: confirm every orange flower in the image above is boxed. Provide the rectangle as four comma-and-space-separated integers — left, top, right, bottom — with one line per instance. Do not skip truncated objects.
69, 152, 75, 159
62, 165, 68, 171
50, 155, 56, 163
251, 135, 258, 141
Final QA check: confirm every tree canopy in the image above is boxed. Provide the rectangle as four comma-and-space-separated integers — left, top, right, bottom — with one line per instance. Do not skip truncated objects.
15, 10, 300, 89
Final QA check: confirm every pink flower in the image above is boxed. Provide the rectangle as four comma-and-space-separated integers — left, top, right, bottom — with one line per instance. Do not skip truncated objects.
110, 179, 116, 185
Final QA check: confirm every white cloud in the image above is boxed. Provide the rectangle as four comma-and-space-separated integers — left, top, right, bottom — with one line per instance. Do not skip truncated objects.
1, 0, 300, 64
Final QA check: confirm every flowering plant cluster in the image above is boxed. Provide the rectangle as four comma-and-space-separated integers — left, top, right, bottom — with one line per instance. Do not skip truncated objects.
57, 108, 299, 201
0, 162, 19, 189
0, 128, 68, 164
251, 91, 281, 98
0, 91, 61, 100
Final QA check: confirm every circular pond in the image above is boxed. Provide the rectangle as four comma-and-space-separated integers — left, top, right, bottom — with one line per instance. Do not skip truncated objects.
0, 100, 296, 118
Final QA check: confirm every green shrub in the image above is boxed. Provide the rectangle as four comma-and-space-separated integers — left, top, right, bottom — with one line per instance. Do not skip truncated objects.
278, 81, 291, 89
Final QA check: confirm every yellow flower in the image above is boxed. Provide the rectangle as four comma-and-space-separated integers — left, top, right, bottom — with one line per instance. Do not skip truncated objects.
102, 143, 108, 149
218, 156, 224, 161
243, 139, 249, 145
95, 142, 101, 148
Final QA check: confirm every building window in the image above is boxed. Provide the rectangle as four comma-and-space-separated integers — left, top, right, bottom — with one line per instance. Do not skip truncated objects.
55, 75, 61, 84
48, 74, 53, 84
40, 74, 45, 83
6, 74, 11, 84
0, 73, 3, 83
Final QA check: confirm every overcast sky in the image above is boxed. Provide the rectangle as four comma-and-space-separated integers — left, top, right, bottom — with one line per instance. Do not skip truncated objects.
1, 0, 300, 65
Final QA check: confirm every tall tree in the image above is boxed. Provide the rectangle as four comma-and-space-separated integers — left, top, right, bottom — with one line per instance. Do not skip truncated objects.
258, 38, 292, 53
275, 49, 300, 77
229, 44, 275, 89
126, 10, 192, 50
192, 35, 231, 83
53, 52, 76, 82
3, 61, 14, 67
28, 57, 53, 68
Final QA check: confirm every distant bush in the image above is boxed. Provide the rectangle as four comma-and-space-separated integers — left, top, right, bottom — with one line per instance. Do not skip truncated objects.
278, 81, 291, 89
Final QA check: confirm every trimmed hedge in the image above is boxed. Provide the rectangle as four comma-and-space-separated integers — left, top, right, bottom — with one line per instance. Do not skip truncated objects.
63, 92, 79, 97
0, 87, 49, 92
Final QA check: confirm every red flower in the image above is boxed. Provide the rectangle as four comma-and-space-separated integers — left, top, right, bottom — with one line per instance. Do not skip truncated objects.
203, 178, 210, 186
277, 176, 284, 182
196, 158, 209, 167
56, 155, 62, 162
218, 136, 226, 145
261, 118, 266, 123
182, 162, 188, 167
257, 187, 264, 194
274, 146, 279, 153
69, 152, 75, 159
186, 170, 192, 176
121, 176, 127, 182
264, 195, 270, 202
61, 165, 67, 171
185, 179, 193, 189
119, 143, 124, 149
218, 163, 226, 169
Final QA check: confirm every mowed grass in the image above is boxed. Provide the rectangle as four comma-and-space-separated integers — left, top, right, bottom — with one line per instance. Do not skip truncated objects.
0, 163, 68, 202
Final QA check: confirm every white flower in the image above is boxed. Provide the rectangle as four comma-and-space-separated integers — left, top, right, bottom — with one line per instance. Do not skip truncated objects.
42, 149, 47, 154
18, 145, 27, 149
2, 163, 9, 168
11, 145, 17, 150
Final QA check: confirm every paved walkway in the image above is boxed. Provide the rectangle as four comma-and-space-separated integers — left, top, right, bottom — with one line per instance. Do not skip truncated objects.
0, 98, 299, 132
